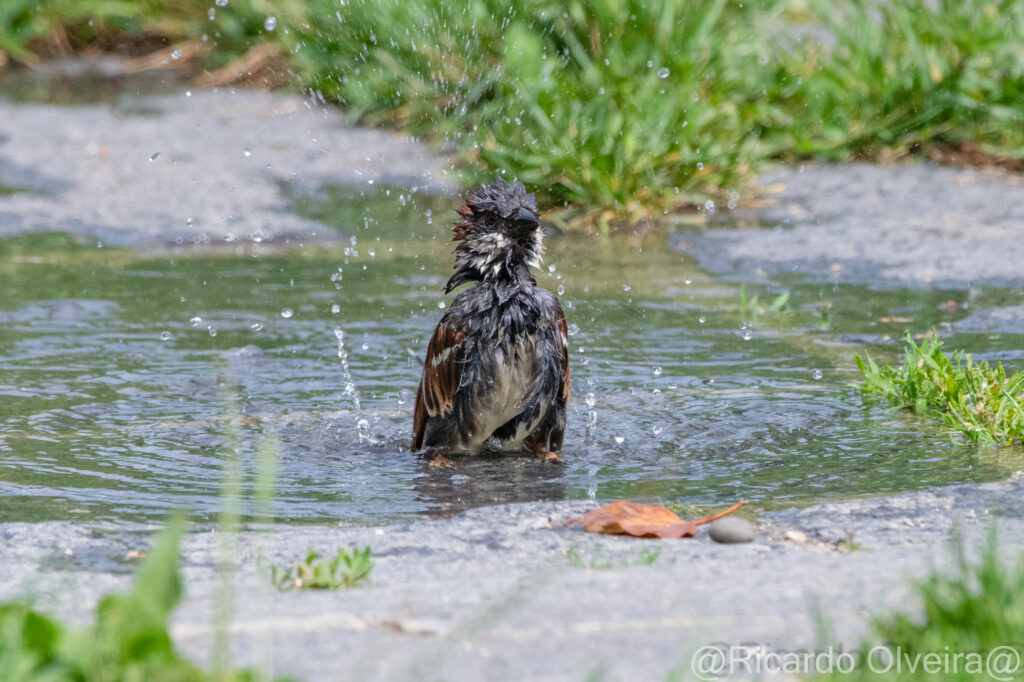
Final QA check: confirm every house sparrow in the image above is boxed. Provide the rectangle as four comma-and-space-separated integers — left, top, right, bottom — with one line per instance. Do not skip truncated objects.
412, 177, 569, 458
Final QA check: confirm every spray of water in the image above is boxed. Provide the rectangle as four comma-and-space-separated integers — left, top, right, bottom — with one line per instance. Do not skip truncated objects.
334, 327, 369, 442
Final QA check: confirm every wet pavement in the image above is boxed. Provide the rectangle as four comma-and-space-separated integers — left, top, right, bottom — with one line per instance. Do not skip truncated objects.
4, 479, 1024, 681
0, 89, 453, 247
680, 162, 1024, 288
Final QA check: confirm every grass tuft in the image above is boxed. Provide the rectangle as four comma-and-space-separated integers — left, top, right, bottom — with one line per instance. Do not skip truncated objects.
0, 514, 269, 681
774, 0, 1024, 163
270, 547, 373, 592
821, 529, 1024, 681
856, 331, 1024, 446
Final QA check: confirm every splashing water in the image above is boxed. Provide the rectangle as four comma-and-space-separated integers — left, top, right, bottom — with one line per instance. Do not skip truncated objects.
334, 327, 363, 436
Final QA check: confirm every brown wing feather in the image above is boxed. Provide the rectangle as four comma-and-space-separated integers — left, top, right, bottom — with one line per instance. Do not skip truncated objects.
412, 322, 465, 450
557, 308, 570, 402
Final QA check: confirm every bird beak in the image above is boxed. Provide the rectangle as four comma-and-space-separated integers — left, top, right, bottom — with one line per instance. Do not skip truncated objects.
513, 207, 540, 227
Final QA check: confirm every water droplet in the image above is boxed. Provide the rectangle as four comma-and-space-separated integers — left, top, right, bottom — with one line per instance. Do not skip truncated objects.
280, 308, 294, 319
813, 369, 823, 380
207, 326, 217, 337
698, 315, 706, 324
243, 149, 251, 157
171, 49, 183, 60
190, 316, 202, 327
361, 343, 369, 351
438, 301, 446, 309
557, 285, 565, 296
614, 435, 625, 444
331, 304, 341, 314
652, 425, 663, 435
264, 16, 277, 31
742, 328, 753, 340
646, 60, 653, 68
696, 162, 704, 170
567, 323, 580, 336
215, 0, 227, 6
623, 284, 631, 292
653, 367, 662, 376
250, 323, 263, 332
585, 392, 596, 408
704, 199, 717, 215
160, 331, 172, 341
657, 67, 670, 79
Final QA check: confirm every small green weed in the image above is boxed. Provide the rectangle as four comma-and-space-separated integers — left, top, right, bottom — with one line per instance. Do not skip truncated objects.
856, 332, 1024, 445
270, 547, 373, 592
0, 515, 267, 682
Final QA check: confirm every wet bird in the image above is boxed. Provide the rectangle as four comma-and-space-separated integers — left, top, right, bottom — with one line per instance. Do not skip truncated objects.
412, 177, 570, 458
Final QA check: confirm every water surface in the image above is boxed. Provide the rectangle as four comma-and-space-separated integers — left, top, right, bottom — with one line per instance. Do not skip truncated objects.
2, 189, 1022, 528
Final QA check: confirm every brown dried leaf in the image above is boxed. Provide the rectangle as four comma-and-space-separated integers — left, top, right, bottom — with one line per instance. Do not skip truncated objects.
565, 500, 748, 539
878, 316, 911, 324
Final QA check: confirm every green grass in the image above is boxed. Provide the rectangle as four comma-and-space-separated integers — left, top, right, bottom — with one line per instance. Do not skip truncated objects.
2, 0, 1023, 227
856, 332, 1024, 446
0, 516, 269, 682
821, 530, 1024, 681
772, 0, 1024, 163
270, 548, 373, 591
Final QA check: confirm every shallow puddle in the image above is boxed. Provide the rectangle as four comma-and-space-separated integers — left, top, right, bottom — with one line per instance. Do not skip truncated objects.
1, 188, 1022, 527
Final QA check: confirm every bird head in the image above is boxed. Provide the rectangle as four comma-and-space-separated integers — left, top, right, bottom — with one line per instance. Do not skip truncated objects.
445, 177, 543, 293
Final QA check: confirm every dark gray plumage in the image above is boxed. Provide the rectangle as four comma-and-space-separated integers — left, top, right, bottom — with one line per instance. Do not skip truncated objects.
412, 177, 570, 455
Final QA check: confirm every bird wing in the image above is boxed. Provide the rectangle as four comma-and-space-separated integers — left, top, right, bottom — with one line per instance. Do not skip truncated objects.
557, 307, 570, 403
412, 320, 466, 450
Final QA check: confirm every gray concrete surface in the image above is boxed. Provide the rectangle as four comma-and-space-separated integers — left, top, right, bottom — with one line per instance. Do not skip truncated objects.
0, 89, 454, 247
3, 479, 1023, 681
678, 163, 1024, 288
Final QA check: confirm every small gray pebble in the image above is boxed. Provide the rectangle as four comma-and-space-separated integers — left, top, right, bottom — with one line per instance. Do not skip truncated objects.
708, 517, 755, 544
